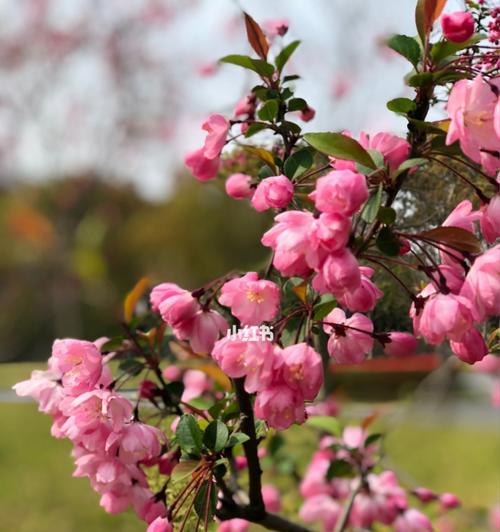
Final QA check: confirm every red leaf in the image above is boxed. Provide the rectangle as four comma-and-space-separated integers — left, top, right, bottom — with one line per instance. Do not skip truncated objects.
417, 226, 481, 254
244, 12, 269, 61
416, 0, 446, 40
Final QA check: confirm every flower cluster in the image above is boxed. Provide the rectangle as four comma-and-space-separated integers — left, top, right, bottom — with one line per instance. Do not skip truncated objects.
13, 339, 172, 529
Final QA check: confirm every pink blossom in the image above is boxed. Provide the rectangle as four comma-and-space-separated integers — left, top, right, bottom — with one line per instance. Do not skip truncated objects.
450, 327, 488, 364
110, 423, 165, 464
306, 397, 339, 417
413, 293, 473, 345
13, 369, 63, 415
189, 310, 228, 353
412, 487, 438, 503
251, 175, 294, 212
147, 516, 172, 532
280, 343, 323, 401
184, 148, 220, 181
181, 369, 210, 402
443, 199, 480, 233
163, 365, 182, 381
491, 505, 500, 532
262, 484, 281, 513
234, 95, 256, 117
337, 266, 383, 312
324, 308, 374, 364
313, 249, 361, 297
299, 106, 316, 122
441, 12, 475, 43
300, 449, 334, 498
310, 170, 368, 217
254, 383, 305, 430
383, 332, 418, 358
309, 213, 352, 267
460, 245, 500, 320
440, 492, 461, 509
264, 19, 289, 37
480, 195, 500, 244
225, 173, 253, 200
152, 283, 200, 325
51, 339, 103, 394
473, 354, 500, 374
219, 272, 280, 326
446, 75, 500, 175
359, 132, 410, 172
261, 211, 316, 277
299, 494, 342, 532
217, 519, 250, 532
202, 114, 230, 159
394, 509, 432, 532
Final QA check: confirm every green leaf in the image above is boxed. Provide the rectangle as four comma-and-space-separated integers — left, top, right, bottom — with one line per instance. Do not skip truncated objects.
283, 148, 314, 179
283, 74, 300, 83
326, 459, 355, 479
275, 40, 301, 71
431, 34, 485, 64
366, 149, 385, 168
407, 72, 434, 87
171, 460, 200, 482
203, 420, 229, 453
376, 227, 401, 256
387, 34, 422, 67
287, 97, 307, 112
393, 157, 428, 177
226, 432, 250, 447
304, 132, 376, 170
176, 414, 204, 455
387, 97, 417, 115
377, 207, 397, 225
245, 122, 270, 138
118, 358, 144, 376
220, 54, 274, 78
364, 433, 383, 446
313, 300, 337, 321
194, 480, 218, 522
100, 336, 124, 352
361, 184, 383, 223
407, 118, 446, 135
306, 416, 341, 436
258, 99, 279, 121
281, 121, 302, 135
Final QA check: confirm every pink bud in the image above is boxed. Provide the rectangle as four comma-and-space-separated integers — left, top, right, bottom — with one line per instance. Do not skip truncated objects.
384, 332, 418, 358
440, 492, 461, 509
262, 485, 281, 513
225, 173, 254, 200
450, 328, 488, 364
441, 12, 475, 43
147, 516, 172, 532
139, 380, 157, 400
251, 175, 294, 212
394, 509, 432, 531
413, 487, 438, 503
299, 106, 316, 122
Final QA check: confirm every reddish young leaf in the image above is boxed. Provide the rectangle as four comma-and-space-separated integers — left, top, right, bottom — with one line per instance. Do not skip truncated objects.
417, 226, 481, 254
416, 0, 447, 41
244, 12, 269, 61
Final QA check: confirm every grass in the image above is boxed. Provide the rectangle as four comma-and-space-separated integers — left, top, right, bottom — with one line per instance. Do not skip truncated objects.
1, 363, 499, 531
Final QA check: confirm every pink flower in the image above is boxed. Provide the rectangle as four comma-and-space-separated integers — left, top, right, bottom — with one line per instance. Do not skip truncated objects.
219, 272, 280, 326
441, 11, 475, 43
189, 310, 228, 353
394, 509, 432, 532
147, 516, 172, 532
446, 75, 500, 175
359, 132, 410, 172
251, 175, 294, 212
299, 495, 342, 532
473, 354, 500, 374
443, 199, 480, 233
299, 106, 316, 122
450, 328, 488, 364
154, 284, 200, 327
13, 368, 64, 415
280, 343, 323, 401
306, 397, 339, 417
412, 487, 438, 503
324, 308, 374, 364
440, 492, 461, 509
460, 245, 500, 320
202, 114, 230, 159
313, 249, 361, 297
184, 148, 220, 181
480, 195, 500, 244
490, 504, 500, 532
337, 266, 383, 312
234, 95, 256, 117
383, 332, 418, 358
51, 339, 103, 394
181, 369, 210, 402
310, 170, 368, 216
413, 293, 473, 345
262, 485, 281, 513
264, 19, 289, 37
217, 519, 250, 532
300, 449, 335, 498
261, 211, 316, 277
212, 336, 277, 393
254, 383, 306, 430
225, 173, 253, 200
309, 213, 352, 267
110, 423, 165, 464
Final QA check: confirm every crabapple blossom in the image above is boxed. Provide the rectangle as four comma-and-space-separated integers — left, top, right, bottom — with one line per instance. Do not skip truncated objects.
217, 519, 250, 532
440, 493, 461, 509
225, 173, 253, 200
251, 175, 294, 212
450, 327, 488, 364
219, 272, 280, 326
313, 249, 361, 297
383, 332, 418, 358
262, 485, 281, 513
359, 131, 410, 172
184, 148, 220, 181
480, 195, 500, 244
147, 516, 173, 532
299, 494, 342, 531
337, 266, 383, 312
254, 383, 306, 430
323, 308, 374, 364
299, 105, 316, 122
394, 508, 432, 531
441, 12, 475, 43
280, 343, 323, 401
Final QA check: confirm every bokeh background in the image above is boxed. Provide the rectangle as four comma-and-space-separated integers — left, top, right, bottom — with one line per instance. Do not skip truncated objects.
0, 0, 498, 531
